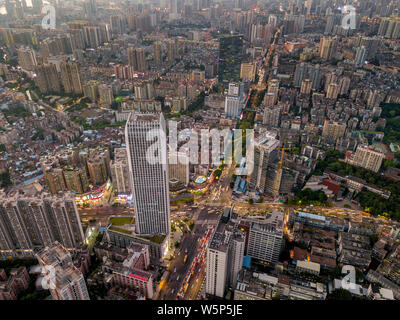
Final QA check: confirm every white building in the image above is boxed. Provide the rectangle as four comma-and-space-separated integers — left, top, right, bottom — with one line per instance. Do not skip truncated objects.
206, 208, 245, 298
125, 113, 170, 236
244, 211, 284, 263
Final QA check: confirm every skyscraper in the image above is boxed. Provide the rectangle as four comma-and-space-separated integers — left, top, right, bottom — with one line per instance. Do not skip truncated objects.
248, 131, 281, 196
125, 113, 170, 235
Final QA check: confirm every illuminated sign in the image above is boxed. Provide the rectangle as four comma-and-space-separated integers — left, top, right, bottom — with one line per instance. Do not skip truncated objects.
129, 273, 148, 282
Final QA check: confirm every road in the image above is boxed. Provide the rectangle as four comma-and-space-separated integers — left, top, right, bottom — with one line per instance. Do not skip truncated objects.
159, 207, 221, 300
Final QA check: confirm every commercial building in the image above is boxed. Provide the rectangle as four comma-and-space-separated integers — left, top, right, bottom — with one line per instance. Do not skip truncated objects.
125, 113, 170, 236
248, 131, 281, 196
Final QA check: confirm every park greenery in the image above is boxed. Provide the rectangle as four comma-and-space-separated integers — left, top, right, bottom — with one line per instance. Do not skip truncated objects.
313, 149, 400, 220
287, 189, 330, 207
381, 103, 400, 145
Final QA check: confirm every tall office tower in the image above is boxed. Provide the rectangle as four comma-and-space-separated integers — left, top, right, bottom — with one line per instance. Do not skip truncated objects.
110, 148, 132, 195
346, 145, 386, 173
311, 64, 322, 90
319, 37, 336, 60
248, 131, 281, 196
225, 82, 244, 119
206, 207, 245, 298
83, 26, 101, 48
326, 82, 339, 100
218, 34, 244, 87
263, 106, 281, 128
267, 79, 280, 104
300, 79, 312, 94
168, 150, 190, 186
125, 113, 170, 236
60, 62, 83, 95
34, 64, 61, 94
17, 46, 37, 71
153, 41, 161, 65
84, 0, 97, 19
322, 120, 346, 140
294, 62, 307, 87
98, 84, 114, 106
110, 15, 126, 36
354, 46, 367, 68
244, 211, 284, 263
36, 242, 90, 300
0, 190, 84, 257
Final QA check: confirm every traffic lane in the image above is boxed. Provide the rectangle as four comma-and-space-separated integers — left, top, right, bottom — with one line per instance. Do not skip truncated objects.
163, 233, 201, 299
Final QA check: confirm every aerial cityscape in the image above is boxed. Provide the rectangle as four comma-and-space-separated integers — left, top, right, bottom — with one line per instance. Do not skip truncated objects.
1, 0, 400, 304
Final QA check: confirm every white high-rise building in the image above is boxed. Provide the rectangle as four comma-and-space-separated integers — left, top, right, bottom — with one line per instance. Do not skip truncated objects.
125, 113, 170, 236
244, 211, 284, 263
206, 207, 245, 298
225, 82, 245, 119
